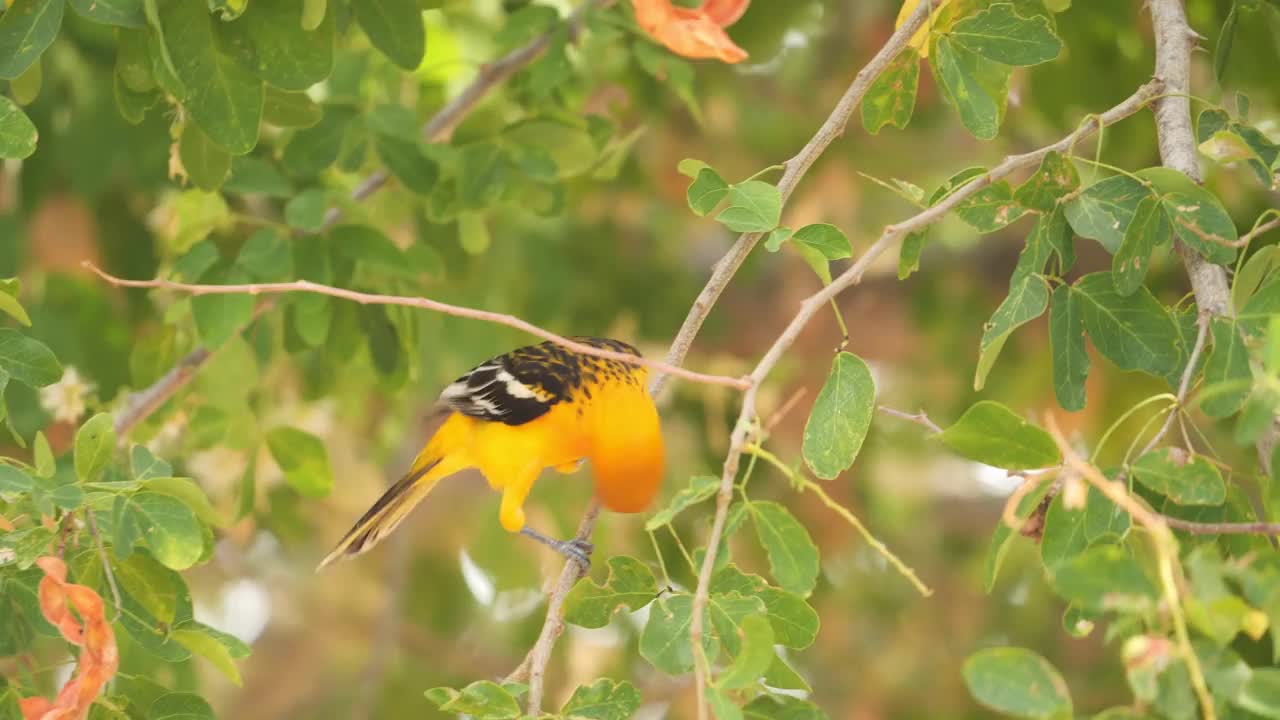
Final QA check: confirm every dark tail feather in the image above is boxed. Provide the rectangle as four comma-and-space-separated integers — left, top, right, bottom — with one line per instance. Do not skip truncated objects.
316, 458, 441, 571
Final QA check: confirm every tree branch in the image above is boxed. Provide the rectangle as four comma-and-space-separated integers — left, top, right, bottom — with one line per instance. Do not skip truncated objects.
687, 78, 1162, 718
108, 0, 609, 441
84, 263, 748, 391
1146, 0, 1280, 474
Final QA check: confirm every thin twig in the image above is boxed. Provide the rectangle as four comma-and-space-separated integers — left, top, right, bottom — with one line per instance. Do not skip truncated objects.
109, 0, 609, 442
84, 263, 749, 392
688, 78, 1164, 719
1140, 310, 1210, 455
877, 405, 943, 434
763, 387, 808, 432
85, 510, 123, 621
1045, 414, 1215, 720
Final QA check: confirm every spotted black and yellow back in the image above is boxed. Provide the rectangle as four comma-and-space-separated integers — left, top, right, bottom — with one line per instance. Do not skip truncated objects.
439, 337, 644, 426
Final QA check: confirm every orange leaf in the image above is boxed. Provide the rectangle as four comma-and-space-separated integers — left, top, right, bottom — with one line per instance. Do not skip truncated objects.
701, 0, 749, 26
23, 557, 119, 720
631, 0, 749, 64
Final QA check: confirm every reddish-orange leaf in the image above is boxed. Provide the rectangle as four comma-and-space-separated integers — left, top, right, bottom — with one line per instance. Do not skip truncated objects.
631, 0, 749, 64
700, 0, 749, 27
23, 557, 119, 720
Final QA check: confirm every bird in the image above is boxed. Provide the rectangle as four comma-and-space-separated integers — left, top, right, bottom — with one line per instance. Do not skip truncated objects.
317, 336, 665, 571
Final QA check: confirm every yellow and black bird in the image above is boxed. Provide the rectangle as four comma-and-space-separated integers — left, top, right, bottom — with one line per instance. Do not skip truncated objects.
318, 337, 665, 570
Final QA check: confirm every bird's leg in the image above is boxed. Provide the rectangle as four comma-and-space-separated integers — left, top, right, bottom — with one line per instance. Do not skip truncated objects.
519, 526, 594, 571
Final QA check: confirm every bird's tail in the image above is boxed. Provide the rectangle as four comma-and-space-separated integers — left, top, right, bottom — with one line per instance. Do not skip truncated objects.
316, 454, 450, 571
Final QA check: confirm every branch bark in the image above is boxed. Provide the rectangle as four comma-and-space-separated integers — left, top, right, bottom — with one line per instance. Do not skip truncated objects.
1146, 0, 1280, 471
687, 79, 1163, 717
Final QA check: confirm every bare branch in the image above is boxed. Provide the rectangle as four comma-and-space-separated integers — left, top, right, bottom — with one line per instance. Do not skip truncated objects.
112, 348, 210, 438
85, 263, 748, 391
687, 78, 1163, 717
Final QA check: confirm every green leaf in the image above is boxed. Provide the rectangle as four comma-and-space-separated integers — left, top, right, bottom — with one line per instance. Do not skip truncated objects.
957, 181, 1028, 233
985, 475, 1054, 591
1064, 175, 1150, 253
284, 189, 328, 232
1237, 669, 1280, 720
0, 464, 34, 493
1084, 482, 1129, 542
0, 328, 61, 387
708, 688, 744, 720
861, 47, 919, 134
951, 2, 1063, 66
146, 477, 225, 527
1040, 493, 1088, 571
33, 431, 53, 476
559, 679, 642, 720
227, 157, 293, 197
646, 474, 718, 531
219, 0, 333, 91
354, 0, 425, 70
0, 97, 37, 160
0, 279, 29, 326
149, 693, 214, 720
563, 555, 658, 629
939, 400, 1061, 470
791, 224, 851, 260
640, 594, 715, 675
1215, 4, 1239, 84
1014, 151, 1079, 212
749, 501, 820, 597
802, 352, 876, 480
114, 492, 204, 570
172, 628, 242, 685
282, 107, 355, 177
1050, 544, 1156, 612
262, 87, 322, 128
1200, 318, 1250, 417
711, 566, 818, 649
191, 266, 255, 349
1073, 272, 1181, 378
111, 551, 179, 622
975, 273, 1049, 391
1136, 167, 1238, 264
716, 614, 774, 689
716, 181, 782, 233
1132, 448, 1226, 506
0, 0, 62, 80
179, 122, 231, 191
899, 231, 927, 279
1111, 196, 1166, 296
236, 229, 293, 282
933, 35, 1006, 141
1049, 285, 1089, 411
375, 134, 438, 194
763, 654, 811, 692
687, 167, 730, 216
151, 0, 263, 154
68, 0, 143, 26
963, 647, 1073, 719
74, 413, 116, 482
265, 426, 333, 497
424, 682, 519, 719
707, 592, 765, 657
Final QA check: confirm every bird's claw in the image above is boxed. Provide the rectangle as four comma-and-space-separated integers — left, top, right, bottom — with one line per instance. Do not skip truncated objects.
519, 526, 594, 571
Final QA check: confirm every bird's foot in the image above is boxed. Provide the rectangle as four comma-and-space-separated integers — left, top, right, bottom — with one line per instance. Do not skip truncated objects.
520, 526, 594, 572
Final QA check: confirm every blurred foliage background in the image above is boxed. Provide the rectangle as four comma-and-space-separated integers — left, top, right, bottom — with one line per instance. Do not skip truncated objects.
1, 0, 1279, 717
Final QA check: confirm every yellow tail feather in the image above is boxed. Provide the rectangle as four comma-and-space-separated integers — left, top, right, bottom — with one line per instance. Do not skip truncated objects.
316, 457, 447, 571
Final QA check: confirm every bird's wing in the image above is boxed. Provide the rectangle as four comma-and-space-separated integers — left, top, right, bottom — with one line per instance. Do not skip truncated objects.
437, 343, 576, 426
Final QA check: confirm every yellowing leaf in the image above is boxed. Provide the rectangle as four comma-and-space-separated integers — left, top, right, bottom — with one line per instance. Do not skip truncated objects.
896, 0, 953, 58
